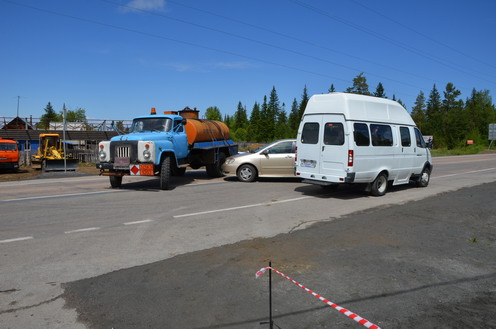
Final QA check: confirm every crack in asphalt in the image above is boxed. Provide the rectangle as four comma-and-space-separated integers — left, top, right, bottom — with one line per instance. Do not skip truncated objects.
0, 294, 63, 315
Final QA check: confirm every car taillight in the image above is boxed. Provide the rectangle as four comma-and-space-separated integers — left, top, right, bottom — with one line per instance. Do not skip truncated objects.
347, 150, 354, 166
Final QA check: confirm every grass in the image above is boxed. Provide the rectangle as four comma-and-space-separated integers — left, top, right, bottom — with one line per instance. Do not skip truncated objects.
430, 144, 491, 156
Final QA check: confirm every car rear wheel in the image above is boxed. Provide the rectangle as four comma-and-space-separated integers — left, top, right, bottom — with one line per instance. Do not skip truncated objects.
237, 164, 257, 182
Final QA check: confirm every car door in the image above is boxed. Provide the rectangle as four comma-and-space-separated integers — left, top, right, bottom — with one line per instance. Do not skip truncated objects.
319, 115, 348, 179
394, 126, 415, 183
413, 128, 428, 174
259, 140, 295, 176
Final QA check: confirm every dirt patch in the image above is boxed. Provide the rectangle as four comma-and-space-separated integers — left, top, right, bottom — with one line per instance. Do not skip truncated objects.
0, 164, 100, 182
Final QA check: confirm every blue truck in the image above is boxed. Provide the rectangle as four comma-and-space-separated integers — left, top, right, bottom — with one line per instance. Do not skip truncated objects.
96, 107, 238, 190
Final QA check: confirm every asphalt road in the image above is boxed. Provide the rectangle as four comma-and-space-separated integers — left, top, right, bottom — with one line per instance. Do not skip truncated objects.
0, 153, 495, 328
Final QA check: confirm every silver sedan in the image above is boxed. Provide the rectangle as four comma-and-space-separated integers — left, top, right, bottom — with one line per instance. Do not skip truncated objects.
222, 139, 297, 182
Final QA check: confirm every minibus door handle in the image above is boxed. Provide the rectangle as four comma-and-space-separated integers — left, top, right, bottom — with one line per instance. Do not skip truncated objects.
322, 146, 325, 151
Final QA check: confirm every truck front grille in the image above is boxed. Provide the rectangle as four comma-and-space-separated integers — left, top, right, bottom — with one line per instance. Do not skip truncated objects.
115, 145, 131, 158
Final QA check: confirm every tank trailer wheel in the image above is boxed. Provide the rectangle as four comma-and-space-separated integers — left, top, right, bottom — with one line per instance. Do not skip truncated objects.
206, 152, 226, 178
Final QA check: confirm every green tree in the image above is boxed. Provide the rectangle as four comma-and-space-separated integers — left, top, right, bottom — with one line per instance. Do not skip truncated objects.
374, 82, 386, 98
37, 102, 59, 129
64, 108, 87, 122
274, 104, 291, 139
411, 91, 427, 132
425, 84, 442, 144
465, 89, 496, 142
205, 106, 222, 121
266, 86, 281, 140
259, 96, 270, 142
248, 102, 262, 142
328, 83, 336, 93
232, 102, 248, 130
442, 83, 464, 149
288, 98, 300, 137
345, 72, 370, 95
298, 85, 309, 124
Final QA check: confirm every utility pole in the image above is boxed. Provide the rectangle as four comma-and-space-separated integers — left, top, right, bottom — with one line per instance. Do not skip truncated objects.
16, 96, 20, 117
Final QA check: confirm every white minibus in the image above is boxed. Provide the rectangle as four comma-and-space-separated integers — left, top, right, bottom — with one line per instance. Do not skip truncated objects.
295, 93, 432, 196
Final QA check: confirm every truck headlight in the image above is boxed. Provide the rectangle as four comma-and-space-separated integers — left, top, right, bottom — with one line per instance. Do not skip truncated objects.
138, 141, 155, 162
99, 151, 107, 161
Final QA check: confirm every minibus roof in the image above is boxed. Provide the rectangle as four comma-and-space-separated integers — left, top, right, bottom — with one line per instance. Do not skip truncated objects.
304, 93, 416, 126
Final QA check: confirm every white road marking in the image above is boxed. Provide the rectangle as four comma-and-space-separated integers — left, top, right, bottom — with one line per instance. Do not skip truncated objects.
173, 196, 312, 218
1, 190, 125, 202
123, 219, 154, 225
0, 236, 34, 244
433, 168, 496, 179
64, 227, 100, 234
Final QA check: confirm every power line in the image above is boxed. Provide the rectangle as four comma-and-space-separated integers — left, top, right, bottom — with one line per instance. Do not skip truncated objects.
165, 0, 436, 84
288, 0, 496, 86
351, 0, 496, 74
99, 0, 427, 92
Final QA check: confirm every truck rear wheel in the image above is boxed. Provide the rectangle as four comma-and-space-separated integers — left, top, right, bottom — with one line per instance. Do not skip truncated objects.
206, 152, 226, 178
160, 156, 171, 190
109, 175, 122, 188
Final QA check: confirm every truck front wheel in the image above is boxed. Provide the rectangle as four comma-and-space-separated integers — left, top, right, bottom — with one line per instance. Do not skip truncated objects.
160, 156, 171, 190
109, 175, 122, 188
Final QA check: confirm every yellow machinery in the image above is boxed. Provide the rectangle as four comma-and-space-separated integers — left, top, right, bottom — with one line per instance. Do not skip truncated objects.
32, 133, 79, 171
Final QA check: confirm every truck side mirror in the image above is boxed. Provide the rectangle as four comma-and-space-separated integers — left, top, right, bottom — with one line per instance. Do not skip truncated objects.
181, 118, 187, 125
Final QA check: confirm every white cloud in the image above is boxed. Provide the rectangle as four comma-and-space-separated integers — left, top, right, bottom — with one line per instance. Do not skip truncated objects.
120, 0, 166, 13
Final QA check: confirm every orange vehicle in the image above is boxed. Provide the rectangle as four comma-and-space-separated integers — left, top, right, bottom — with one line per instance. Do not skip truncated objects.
0, 137, 20, 171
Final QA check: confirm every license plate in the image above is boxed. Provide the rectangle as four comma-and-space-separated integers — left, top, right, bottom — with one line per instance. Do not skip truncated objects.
129, 164, 154, 176
301, 159, 316, 168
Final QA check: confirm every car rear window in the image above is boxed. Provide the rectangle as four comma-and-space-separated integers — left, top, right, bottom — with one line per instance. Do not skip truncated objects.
301, 122, 319, 144
323, 123, 344, 145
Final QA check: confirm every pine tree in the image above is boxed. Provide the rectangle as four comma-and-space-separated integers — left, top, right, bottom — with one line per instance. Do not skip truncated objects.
345, 72, 370, 95
328, 83, 336, 93
288, 98, 300, 137
248, 102, 262, 142
274, 104, 291, 139
442, 83, 464, 149
267, 86, 280, 140
233, 102, 248, 130
411, 91, 426, 132
425, 84, 442, 146
37, 102, 59, 129
260, 96, 270, 142
374, 82, 386, 98
298, 85, 309, 124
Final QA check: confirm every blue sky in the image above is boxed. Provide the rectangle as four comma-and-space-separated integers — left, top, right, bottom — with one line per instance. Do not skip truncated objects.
1, 0, 495, 121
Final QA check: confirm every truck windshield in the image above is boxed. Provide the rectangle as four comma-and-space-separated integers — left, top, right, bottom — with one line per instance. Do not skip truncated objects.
0, 143, 17, 151
131, 118, 172, 133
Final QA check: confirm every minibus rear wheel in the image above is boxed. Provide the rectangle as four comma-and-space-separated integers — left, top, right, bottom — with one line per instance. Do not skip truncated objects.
371, 172, 388, 196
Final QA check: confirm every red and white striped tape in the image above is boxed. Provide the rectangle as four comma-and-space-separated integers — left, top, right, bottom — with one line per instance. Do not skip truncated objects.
256, 267, 381, 329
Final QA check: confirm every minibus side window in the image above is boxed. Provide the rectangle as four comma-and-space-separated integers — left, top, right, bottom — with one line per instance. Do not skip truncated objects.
400, 127, 411, 147
371, 124, 393, 146
353, 123, 369, 146
414, 128, 426, 148
301, 122, 319, 144
323, 123, 344, 145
